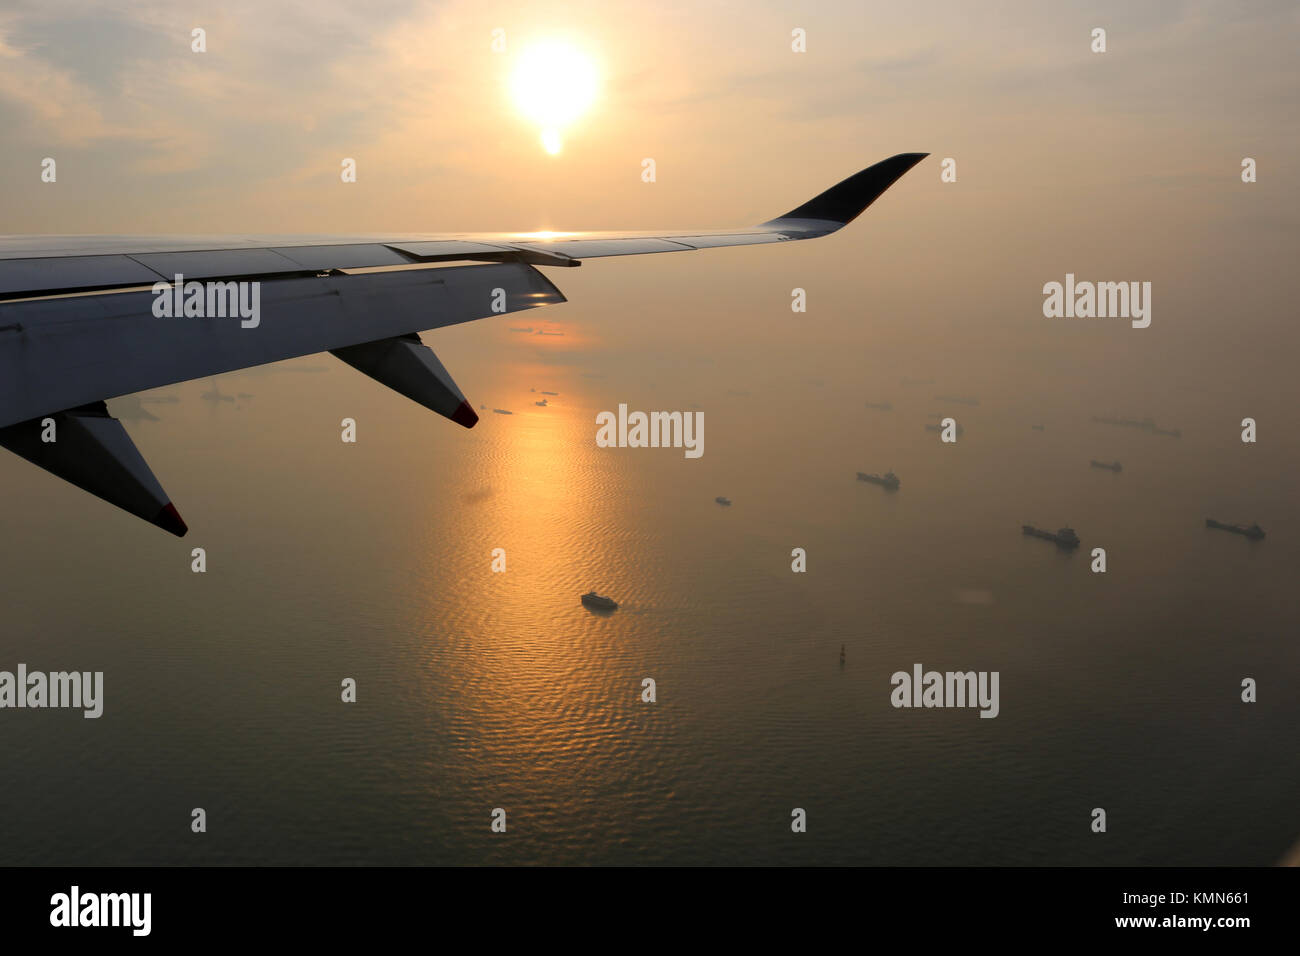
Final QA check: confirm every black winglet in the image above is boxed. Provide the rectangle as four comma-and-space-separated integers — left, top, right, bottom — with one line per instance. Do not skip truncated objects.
764, 152, 928, 227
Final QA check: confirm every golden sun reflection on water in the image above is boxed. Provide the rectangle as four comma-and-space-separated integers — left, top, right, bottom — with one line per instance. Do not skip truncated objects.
401, 377, 656, 821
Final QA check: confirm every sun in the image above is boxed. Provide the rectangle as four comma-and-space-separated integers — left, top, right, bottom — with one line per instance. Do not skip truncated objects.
509, 39, 598, 154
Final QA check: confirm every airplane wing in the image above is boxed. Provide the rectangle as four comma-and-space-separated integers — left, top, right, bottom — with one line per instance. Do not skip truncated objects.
0, 152, 927, 535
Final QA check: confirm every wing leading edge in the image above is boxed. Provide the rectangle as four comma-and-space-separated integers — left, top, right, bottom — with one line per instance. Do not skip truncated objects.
0, 152, 927, 534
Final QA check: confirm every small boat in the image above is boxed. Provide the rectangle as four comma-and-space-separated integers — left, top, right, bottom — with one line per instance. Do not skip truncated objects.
857, 471, 900, 490
581, 591, 618, 611
1090, 459, 1122, 472
715, 496, 732, 506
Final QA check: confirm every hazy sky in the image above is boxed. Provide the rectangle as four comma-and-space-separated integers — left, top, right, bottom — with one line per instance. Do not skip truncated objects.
2, 0, 1294, 228
1, 0, 1297, 392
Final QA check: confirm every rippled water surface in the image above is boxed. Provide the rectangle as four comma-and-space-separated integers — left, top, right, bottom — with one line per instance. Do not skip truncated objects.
2, 320, 1297, 865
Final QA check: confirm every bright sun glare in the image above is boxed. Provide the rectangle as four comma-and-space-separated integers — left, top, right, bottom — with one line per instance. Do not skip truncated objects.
510, 39, 598, 155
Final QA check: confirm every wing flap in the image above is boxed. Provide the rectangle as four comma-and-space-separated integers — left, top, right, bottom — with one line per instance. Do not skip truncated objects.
665, 233, 787, 249
516, 237, 695, 258
386, 240, 518, 259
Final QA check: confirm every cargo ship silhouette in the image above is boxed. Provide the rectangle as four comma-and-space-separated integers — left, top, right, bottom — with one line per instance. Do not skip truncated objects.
1205, 519, 1264, 540
1022, 525, 1080, 549
857, 471, 900, 490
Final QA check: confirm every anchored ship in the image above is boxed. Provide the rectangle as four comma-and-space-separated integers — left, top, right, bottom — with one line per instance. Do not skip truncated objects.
857, 471, 900, 490
715, 496, 732, 506
1089, 459, 1122, 472
1022, 525, 1080, 549
581, 591, 619, 611
1205, 519, 1265, 540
